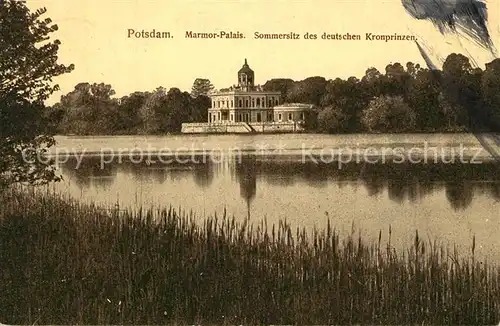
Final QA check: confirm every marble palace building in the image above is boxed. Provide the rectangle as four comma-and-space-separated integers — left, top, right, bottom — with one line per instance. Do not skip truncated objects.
181, 59, 313, 133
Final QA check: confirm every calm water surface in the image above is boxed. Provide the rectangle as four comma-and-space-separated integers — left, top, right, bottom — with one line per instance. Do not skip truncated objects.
51, 134, 500, 260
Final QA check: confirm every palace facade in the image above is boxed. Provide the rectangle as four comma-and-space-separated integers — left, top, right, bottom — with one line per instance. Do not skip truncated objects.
208, 59, 282, 124
182, 59, 313, 133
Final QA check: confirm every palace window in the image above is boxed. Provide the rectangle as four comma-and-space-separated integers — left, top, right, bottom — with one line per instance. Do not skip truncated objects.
268, 99, 272, 107
256, 98, 260, 106
252, 99, 255, 107
275, 98, 279, 106
231, 100, 234, 107
268, 112, 273, 121
230, 113, 234, 121
288, 113, 292, 121
278, 113, 282, 121
239, 100, 243, 107
238, 113, 242, 121
246, 100, 249, 107
301, 112, 305, 120
217, 101, 220, 108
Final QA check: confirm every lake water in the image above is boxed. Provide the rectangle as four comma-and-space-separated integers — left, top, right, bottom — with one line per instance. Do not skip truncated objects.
50, 133, 500, 260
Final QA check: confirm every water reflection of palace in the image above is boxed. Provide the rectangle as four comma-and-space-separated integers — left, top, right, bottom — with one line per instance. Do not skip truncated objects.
58, 156, 500, 211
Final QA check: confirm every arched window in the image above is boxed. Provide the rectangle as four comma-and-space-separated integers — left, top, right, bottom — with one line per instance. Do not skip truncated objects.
268, 99, 272, 107
256, 98, 260, 106
252, 99, 255, 107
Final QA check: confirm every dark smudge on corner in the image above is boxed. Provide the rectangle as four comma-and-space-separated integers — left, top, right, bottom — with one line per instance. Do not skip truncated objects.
402, 1, 500, 146
401, 0, 496, 55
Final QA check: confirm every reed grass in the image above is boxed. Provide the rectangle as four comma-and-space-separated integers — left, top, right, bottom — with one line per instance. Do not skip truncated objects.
0, 188, 499, 325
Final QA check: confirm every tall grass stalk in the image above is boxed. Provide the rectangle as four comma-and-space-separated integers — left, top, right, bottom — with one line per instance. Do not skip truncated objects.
0, 188, 499, 324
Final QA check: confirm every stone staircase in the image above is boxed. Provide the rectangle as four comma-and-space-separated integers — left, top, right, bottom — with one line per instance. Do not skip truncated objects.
241, 122, 256, 133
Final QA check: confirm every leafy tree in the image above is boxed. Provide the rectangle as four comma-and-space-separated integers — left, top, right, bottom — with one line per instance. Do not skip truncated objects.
161, 88, 192, 132
117, 92, 148, 133
191, 78, 214, 98
361, 95, 416, 133
437, 92, 466, 131
286, 77, 327, 105
136, 87, 192, 134
262, 78, 295, 102
43, 102, 66, 134
316, 107, 347, 133
57, 82, 119, 134
481, 58, 500, 130
188, 95, 210, 123
407, 68, 444, 131
405, 62, 422, 79
381, 62, 411, 97
322, 77, 370, 132
138, 87, 165, 134
441, 53, 482, 129
0, 0, 74, 189
361, 67, 383, 97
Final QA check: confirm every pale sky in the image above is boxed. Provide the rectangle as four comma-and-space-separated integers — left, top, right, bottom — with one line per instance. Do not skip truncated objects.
26, 0, 500, 104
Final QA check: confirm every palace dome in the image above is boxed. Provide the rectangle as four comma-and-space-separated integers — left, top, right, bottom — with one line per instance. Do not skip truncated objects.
238, 58, 254, 74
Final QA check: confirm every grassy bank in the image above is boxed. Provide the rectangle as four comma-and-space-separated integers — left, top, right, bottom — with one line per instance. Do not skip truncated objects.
0, 189, 499, 324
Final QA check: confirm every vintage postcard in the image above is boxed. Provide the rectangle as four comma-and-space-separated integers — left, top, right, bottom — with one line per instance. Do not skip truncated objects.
1, 0, 500, 324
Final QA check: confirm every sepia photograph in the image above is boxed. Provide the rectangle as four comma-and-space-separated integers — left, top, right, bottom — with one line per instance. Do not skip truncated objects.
1, 0, 500, 324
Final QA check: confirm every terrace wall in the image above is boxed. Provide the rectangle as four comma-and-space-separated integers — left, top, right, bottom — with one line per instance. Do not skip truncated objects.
181, 122, 305, 133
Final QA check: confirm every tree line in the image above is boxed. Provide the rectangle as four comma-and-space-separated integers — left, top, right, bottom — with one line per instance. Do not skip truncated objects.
46, 54, 500, 135
43, 82, 211, 135
262, 54, 500, 133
